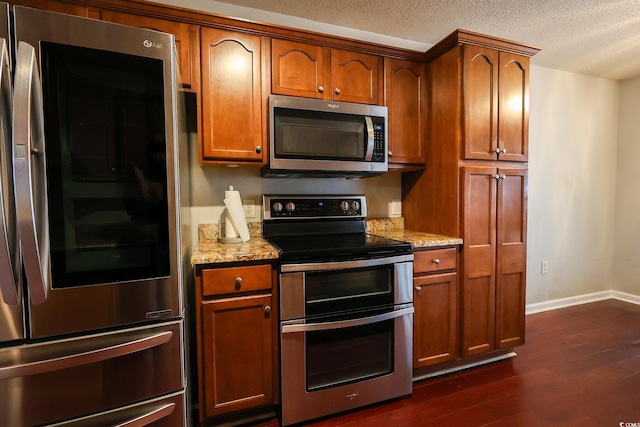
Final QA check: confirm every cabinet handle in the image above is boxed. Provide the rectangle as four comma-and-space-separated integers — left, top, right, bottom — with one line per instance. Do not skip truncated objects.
264, 305, 271, 313
318, 85, 324, 93
432, 258, 440, 265
234, 277, 242, 290
415, 286, 422, 292
334, 87, 341, 95
255, 145, 262, 154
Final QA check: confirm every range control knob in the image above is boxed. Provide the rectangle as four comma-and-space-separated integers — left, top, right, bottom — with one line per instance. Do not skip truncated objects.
351, 200, 360, 211
273, 202, 284, 213
285, 201, 296, 212
340, 200, 350, 211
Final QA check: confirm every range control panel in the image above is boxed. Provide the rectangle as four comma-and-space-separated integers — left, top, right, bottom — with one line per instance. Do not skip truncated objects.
263, 195, 367, 219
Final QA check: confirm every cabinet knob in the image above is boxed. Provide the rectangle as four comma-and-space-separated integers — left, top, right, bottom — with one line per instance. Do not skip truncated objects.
388, 151, 393, 157
334, 87, 341, 95
255, 145, 262, 154
501, 148, 507, 154
495, 148, 501, 154
494, 174, 501, 180
318, 85, 324, 93
264, 305, 272, 313
415, 286, 422, 292
432, 258, 440, 265
500, 174, 507, 180
234, 277, 242, 290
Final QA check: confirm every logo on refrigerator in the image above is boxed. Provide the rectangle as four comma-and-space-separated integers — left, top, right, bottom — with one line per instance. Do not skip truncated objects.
143, 39, 163, 49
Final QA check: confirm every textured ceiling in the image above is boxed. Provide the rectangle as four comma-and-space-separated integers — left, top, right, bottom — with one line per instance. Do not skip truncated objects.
210, 0, 640, 81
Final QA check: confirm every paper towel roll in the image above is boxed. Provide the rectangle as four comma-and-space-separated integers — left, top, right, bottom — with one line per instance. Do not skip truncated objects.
224, 186, 239, 238
223, 186, 250, 242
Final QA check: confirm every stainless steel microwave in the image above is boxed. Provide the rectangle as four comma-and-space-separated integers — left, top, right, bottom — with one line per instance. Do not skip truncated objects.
262, 95, 388, 178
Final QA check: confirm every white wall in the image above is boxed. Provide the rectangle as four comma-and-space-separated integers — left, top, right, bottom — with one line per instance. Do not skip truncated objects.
526, 66, 619, 304
613, 75, 640, 296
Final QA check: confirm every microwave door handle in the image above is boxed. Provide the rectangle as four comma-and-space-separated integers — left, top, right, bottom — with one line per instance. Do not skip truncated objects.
13, 41, 50, 305
364, 116, 374, 161
0, 39, 19, 305
282, 306, 414, 334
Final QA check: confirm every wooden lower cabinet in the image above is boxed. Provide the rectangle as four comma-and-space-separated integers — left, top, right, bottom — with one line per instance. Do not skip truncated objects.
196, 263, 278, 424
412, 248, 458, 370
201, 294, 273, 418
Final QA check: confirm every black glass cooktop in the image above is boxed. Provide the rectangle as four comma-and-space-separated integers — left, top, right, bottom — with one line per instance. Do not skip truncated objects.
265, 233, 411, 261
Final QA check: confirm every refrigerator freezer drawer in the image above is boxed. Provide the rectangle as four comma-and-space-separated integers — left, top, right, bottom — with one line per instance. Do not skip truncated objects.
0, 320, 185, 426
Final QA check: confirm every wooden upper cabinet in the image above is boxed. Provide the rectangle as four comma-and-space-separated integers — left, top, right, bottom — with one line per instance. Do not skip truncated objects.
100, 11, 198, 90
200, 27, 265, 163
385, 58, 426, 167
10, 0, 99, 17
464, 46, 499, 161
463, 45, 530, 162
331, 48, 382, 104
271, 39, 327, 99
271, 39, 382, 104
498, 53, 530, 162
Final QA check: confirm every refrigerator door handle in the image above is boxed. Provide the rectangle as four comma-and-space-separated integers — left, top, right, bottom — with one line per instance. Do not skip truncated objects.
12, 41, 50, 305
0, 329, 173, 380
0, 38, 20, 306
113, 403, 176, 427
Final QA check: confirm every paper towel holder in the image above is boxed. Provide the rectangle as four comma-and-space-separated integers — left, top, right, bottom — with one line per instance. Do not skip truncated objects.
217, 215, 243, 244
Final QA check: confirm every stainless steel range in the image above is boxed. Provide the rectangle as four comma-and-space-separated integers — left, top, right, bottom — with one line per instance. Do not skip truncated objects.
262, 195, 414, 426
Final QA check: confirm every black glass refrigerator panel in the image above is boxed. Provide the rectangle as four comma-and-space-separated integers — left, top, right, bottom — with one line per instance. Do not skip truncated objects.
41, 42, 169, 288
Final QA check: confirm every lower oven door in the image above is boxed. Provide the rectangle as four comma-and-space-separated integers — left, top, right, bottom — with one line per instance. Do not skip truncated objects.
280, 305, 413, 426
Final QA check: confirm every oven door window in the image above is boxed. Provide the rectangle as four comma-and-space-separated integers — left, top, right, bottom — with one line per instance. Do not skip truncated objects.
305, 264, 394, 316
274, 108, 366, 161
306, 318, 393, 391
41, 42, 169, 288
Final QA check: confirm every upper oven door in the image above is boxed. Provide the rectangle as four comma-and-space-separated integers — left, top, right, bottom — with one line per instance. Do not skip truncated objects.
266, 95, 388, 176
12, 6, 182, 338
279, 254, 413, 321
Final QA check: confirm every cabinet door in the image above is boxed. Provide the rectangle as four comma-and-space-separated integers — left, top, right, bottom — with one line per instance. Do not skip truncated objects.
271, 39, 328, 99
100, 11, 198, 89
10, 0, 99, 17
461, 167, 497, 357
414, 272, 457, 368
201, 294, 273, 418
498, 53, 530, 162
463, 46, 499, 161
385, 58, 426, 166
200, 28, 265, 162
331, 49, 381, 104
495, 168, 527, 348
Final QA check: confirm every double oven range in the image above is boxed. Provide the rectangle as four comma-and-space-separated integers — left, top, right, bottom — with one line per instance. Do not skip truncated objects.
262, 195, 414, 426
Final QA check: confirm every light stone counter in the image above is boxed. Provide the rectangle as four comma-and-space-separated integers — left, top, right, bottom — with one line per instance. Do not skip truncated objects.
191, 218, 462, 265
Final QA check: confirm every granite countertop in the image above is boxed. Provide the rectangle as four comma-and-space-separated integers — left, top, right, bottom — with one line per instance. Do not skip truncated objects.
365, 218, 463, 249
191, 218, 462, 265
190, 223, 279, 264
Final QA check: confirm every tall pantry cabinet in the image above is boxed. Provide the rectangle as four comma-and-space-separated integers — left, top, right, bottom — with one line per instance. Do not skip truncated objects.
403, 30, 540, 358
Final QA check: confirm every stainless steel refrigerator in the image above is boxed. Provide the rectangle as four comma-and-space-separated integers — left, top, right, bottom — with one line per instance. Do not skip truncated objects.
0, 4, 191, 425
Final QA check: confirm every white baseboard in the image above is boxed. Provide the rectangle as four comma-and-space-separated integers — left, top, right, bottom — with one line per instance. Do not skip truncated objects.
526, 290, 640, 315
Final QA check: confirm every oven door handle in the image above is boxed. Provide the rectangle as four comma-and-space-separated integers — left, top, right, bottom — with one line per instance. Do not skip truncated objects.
281, 306, 413, 334
280, 253, 414, 273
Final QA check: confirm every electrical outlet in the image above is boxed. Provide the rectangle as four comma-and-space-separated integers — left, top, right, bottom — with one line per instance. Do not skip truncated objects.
243, 199, 255, 218
541, 260, 549, 274
390, 199, 402, 217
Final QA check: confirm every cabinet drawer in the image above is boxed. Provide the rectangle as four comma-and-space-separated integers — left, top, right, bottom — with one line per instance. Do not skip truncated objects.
414, 248, 457, 274
202, 264, 272, 296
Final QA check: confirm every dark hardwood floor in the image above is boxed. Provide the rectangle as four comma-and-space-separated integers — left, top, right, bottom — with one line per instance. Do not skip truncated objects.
253, 299, 640, 426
